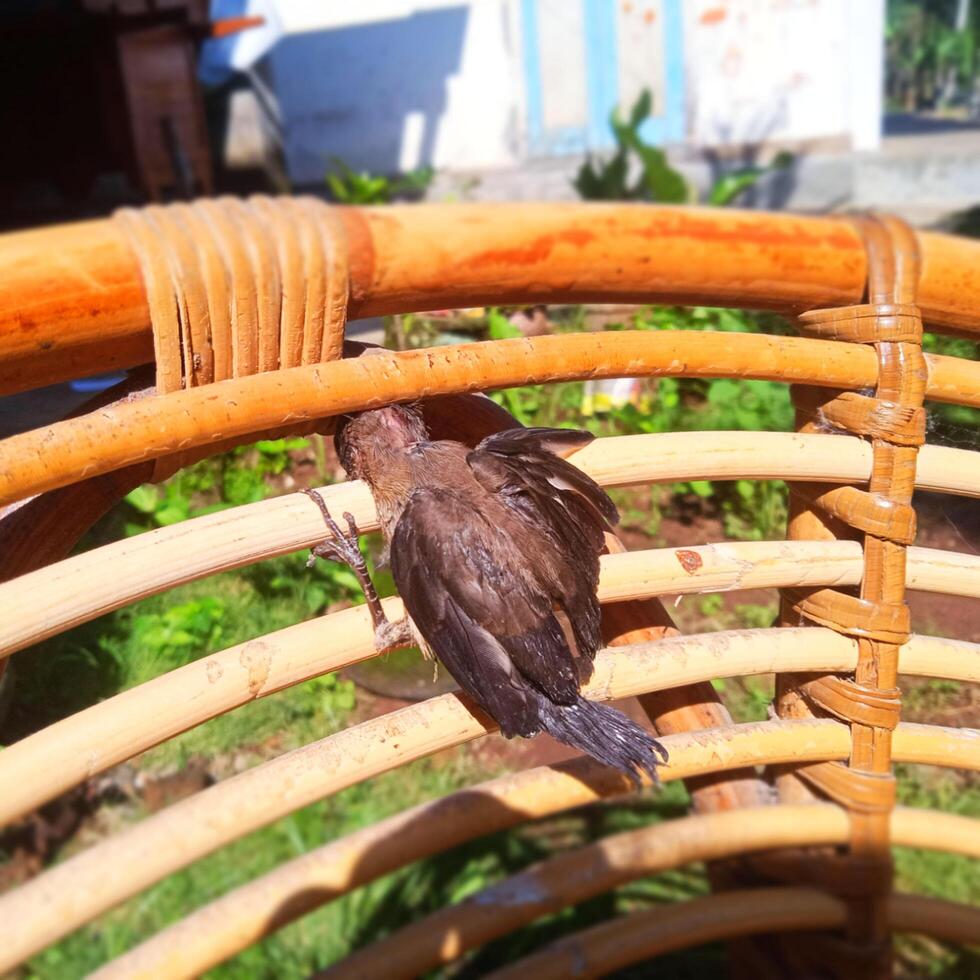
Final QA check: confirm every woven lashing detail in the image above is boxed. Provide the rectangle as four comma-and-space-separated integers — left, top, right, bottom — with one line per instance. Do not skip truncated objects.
791, 484, 916, 545
798, 303, 922, 345
784, 588, 911, 644
114, 197, 350, 480
774, 214, 926, 974
796, 762, 897, 815
802, 675, 902, 730
116, 196, 349, 392
800, 389, 926, 446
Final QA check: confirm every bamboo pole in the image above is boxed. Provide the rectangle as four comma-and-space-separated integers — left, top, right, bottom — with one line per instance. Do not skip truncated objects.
0, 718, 850, 973
90, 774, 980, 980
317, 805, 980, 980
1, 592, 974, 830
2, 204, 980, 393
482, 889, 980, 980
1, 432, 977, 659
0, 696, 976, 974
0, 333, 977, 510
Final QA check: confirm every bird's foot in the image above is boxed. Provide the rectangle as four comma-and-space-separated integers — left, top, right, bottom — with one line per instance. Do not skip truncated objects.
374, 617, 413, 653
304, 489, 388, 631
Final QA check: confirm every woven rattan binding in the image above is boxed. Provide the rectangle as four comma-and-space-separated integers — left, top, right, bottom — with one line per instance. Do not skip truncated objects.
114, 197, 350, 481
775, 214, 926, 977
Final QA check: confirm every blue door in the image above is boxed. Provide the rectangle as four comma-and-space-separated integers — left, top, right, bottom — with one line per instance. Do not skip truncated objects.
521, 0, 686, 156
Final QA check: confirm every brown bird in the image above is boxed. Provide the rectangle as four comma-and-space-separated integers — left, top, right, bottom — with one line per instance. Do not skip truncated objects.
306, 403, 668, 784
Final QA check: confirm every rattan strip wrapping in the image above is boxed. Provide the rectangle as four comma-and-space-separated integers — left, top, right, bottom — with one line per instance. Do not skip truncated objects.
778, 214, 928, 972
113, 197, 350, 481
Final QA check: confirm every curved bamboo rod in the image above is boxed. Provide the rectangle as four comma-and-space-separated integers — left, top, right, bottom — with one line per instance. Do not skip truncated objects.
482, 889, 980, 980
319, 805, 980, 980
2, 576, 975, 828
5, 536, 979, 664
2, 432, 978, 659
91, 774, 980, 980
0, 718, 851, 973
0, 332, 977, 510
3, 593, 975, 831
2, 204, 980, 394
1, 692, 976, 975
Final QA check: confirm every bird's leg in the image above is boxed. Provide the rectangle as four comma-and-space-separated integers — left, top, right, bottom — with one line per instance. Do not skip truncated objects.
303, 490, 412, 652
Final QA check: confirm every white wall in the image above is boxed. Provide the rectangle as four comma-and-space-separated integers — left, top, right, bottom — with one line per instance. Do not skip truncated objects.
259, 1, 524, 183
210, 0, 885, 182
683, 0, 883, 151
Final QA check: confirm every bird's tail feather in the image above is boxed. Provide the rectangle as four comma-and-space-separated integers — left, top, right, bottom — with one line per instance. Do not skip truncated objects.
537, 696, 669, 787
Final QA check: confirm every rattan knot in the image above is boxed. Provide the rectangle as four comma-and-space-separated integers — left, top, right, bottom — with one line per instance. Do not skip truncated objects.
799, 303, 922, 345
798, 761, 897, 815
803, 675, 902, 731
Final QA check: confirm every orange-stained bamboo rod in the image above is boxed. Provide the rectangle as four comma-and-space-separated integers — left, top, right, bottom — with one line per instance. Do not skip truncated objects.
2, 204, 980, 393
320, 805, 980, 980
3, 432, 977, 659
91, 783, 980, 980
482, 888, 980, 980
1, 702, 976, 973
4, 618, 976, 829
0, 333, 978, 509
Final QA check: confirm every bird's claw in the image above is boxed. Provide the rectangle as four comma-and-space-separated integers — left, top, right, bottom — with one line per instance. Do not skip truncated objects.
373, 618, 413, 652
305, 489, 387, 631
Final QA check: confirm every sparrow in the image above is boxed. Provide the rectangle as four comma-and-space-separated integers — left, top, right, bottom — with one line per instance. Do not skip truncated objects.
307, 402, 667, 784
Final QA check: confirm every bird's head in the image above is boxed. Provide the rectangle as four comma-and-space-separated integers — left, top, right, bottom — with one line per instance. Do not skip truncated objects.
334, 403, 429, 490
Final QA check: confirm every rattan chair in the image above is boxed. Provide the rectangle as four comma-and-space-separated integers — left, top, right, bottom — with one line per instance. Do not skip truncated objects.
0, 201, 978, 978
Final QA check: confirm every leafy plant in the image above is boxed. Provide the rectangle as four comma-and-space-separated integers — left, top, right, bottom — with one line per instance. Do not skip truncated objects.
326, 157, 434, 205
886, 0, 979, 111
574, 89, 792, 206
123, 437, 312, 533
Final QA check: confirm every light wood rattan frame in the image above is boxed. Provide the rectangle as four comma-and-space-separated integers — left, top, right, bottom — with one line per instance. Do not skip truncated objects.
0, 201, 977, 977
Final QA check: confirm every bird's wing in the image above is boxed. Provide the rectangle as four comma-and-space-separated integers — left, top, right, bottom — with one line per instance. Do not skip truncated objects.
465, 427, 618, 659
390, 488, 580, 734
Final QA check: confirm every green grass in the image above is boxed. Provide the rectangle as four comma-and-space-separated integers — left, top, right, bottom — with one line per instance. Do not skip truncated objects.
3, 549, 361, 770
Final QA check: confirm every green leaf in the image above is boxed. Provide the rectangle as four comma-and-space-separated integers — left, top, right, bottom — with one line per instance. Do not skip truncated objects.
487, 308, 523, 340
125, 485, 159, 514
155, 502, 191, 526
628, 88, 652, 128
707, 169, 765, 206
635, 144, 689, 203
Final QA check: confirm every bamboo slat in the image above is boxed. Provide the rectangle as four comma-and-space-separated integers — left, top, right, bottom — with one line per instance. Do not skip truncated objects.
2, 588, 975, 829
482, 889, 980, 980
319, 805, 980, 980
2, 431, 977, 659
3, 204, 980, 393
91, 776, 980, 980
1, 333, 978, 510
1, 695, 976, 974
0, 718, 853, 973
